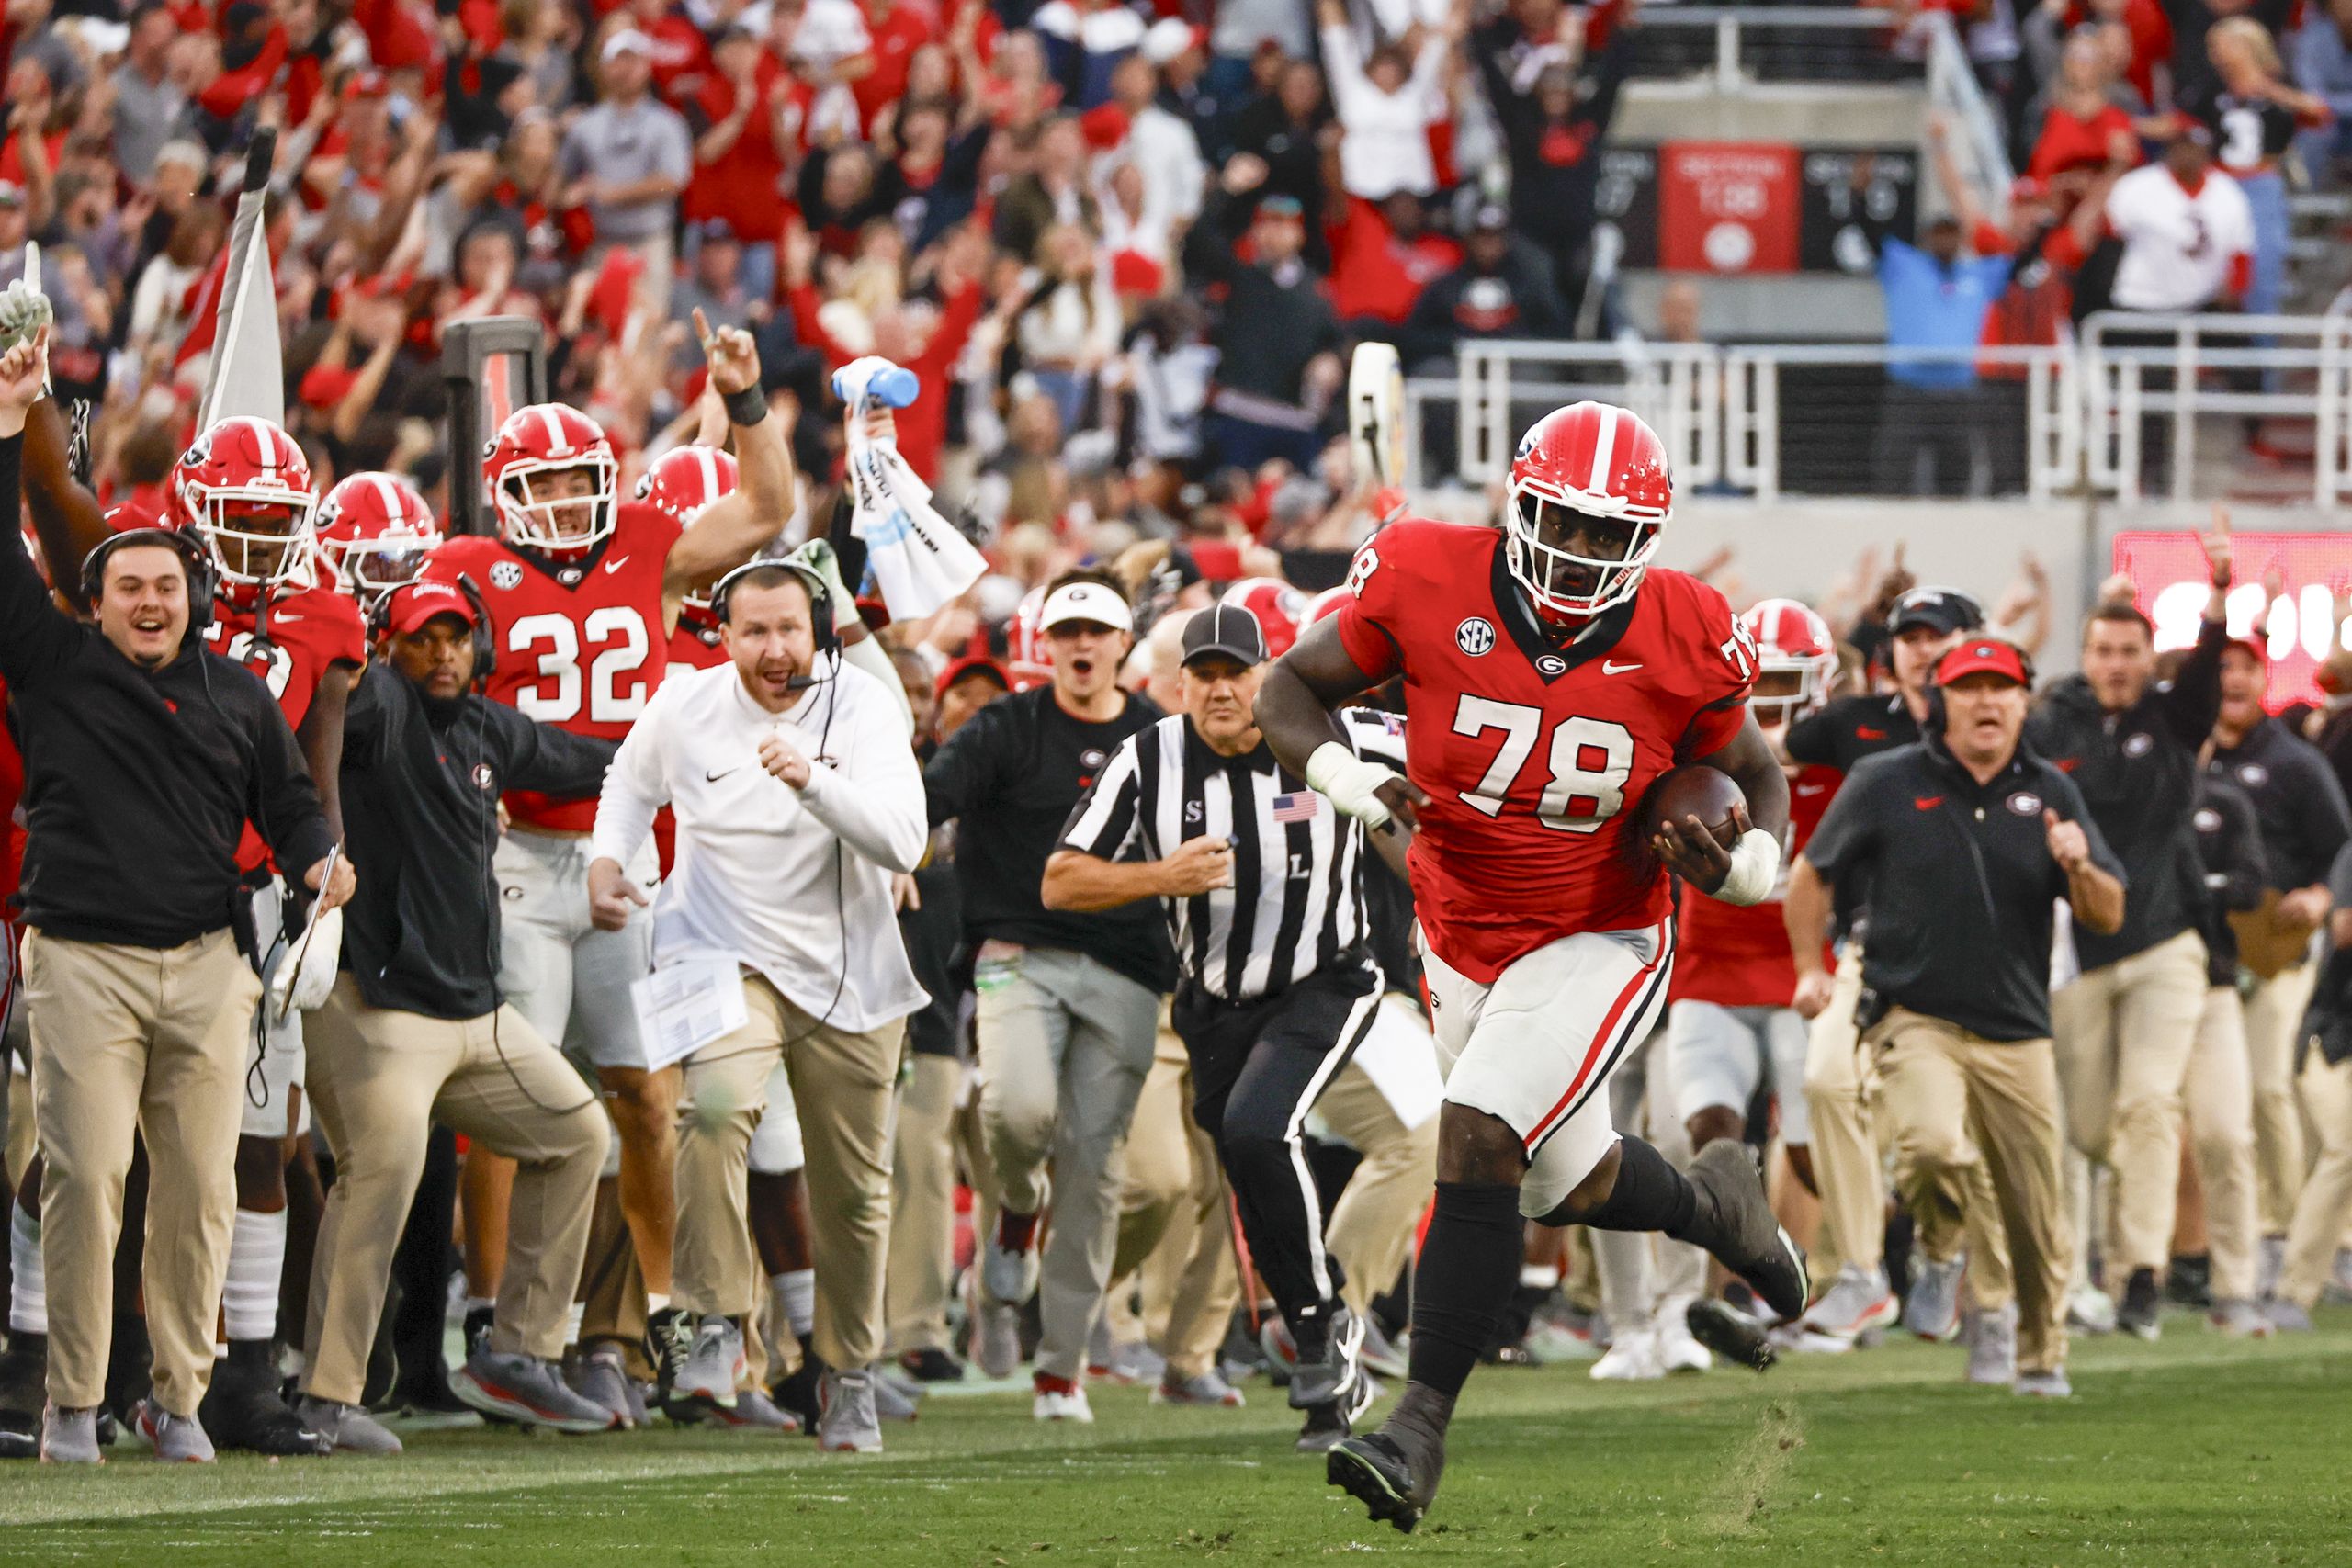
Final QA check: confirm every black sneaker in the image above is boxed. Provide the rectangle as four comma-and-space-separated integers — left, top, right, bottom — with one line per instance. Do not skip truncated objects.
2165, 1254, 2213, 1309
1327, 1428, 1440, 1534
0, 1332, 44, 1423
897, 1348, 967, 1383
2119, 1268, 2163, 1340
199, 1341, 333, 1456
1684, 1142, 1809, 1321
772, 1347, 825, 1434
1685, 1297, 1776, 1371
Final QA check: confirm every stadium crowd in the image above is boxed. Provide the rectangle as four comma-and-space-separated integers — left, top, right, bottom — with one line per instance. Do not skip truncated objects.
0, 0, 2347, 1474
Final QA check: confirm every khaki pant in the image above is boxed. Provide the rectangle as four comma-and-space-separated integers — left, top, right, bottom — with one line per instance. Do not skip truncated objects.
5, 1065, 30, 1193
2184, 986, 2263, 1303
1802, 946, 1881, 1280
675, 976, 900, 1373
2243, 960, 2318, 1234
2052, 931, 2208, 1275
886, 1051, 962, 1357
303, 977, 608, 1405
1869, 1008, 2071, 1374
2278, 1048, 2352, 1307
1106, 1032, 1238, 1379
1316, 1045, 1439, 1319
23, 927, 261, 1415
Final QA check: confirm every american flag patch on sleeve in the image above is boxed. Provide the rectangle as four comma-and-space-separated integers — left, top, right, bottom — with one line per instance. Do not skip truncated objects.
1272, 793, 1320, 823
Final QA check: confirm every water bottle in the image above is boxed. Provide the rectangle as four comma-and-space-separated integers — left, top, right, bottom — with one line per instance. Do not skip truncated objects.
834, 364, 920, 409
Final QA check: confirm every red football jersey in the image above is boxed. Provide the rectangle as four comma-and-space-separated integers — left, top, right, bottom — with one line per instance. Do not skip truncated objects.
1334, 520, 1756, 984
426, 501, 684, 831
1668, 761, 1839, 1008
205, 581, 368, 874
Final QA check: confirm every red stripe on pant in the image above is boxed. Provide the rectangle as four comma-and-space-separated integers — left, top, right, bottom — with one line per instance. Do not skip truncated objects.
1521, 920, 1671, 1150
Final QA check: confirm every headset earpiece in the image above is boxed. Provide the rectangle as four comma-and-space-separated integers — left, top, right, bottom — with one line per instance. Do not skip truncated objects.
82, 528, 214, 637
453, 572, 498, 684
709, 560, 838, 659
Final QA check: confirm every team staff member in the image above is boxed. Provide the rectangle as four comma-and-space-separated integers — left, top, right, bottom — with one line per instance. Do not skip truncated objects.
2267, 841, 2352, 1331
1045, 606, 1410, 1451
589, 561, 927, 1455
2186, 772, 2272, 1336
922, 570, 1172, 1422
1784, 586, 1998, 1337
2208, 639, 2352, 1274
0, 332, 354, 1463
2030, 518, 2231, 1339
297, 581, 619, 1452
1789, 637, 2126, 1397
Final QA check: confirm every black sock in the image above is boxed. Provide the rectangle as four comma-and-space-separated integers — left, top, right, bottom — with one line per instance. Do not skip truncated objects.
1565, 1136, 1697, 1235
1405, 1182, 1522, 1399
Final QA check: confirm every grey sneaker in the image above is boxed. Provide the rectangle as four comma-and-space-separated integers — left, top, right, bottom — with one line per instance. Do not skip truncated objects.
1107, 1339, 1164, 1385
574, 1347, 641, 1428
2262, 1298, 2314, 1333
675, 1317, 746, 1409
2015, 1369, 2073, 1398
1360, 1319, 1408, 1381
451, 1348, 616, 1434
1289, 1305, 1365, 1411
1151, 1369, 1245, 1407
703, 1385, 800, 1433
135, 1399, 215, 1462
39, 1404, 102, 1464
292, 1395, 403, 1455
982, 1213, 1042, 1306
871, 1371, 921, 1423
2067, 1283, 2118, 1335
1963, 1303, 2018, 1386
1904, 1255, 1965, 1341
971, 1293, 1021, 1380
2327, 1247, 2352, 1303
2208, 1298, 2274, 1338
818, 1369, 883, 1453
1803, 1266, 1901, 1339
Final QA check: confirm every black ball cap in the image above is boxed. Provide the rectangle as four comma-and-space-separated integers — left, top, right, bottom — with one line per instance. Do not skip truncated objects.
1182, 602, 1269, 669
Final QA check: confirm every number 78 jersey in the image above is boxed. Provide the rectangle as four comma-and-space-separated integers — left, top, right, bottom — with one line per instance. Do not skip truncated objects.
1331, 519, 1755, 984
424, 501, 684, 832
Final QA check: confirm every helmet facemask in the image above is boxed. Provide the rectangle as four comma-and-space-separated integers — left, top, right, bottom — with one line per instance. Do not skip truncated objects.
1502, 489, 1658, 625
188, 491, 319, 592
499, 457, 616, 553
330, 525, 440, 613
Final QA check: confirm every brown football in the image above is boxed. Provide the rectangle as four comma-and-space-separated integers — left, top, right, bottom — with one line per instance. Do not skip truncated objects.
1636, 765, 1747, 852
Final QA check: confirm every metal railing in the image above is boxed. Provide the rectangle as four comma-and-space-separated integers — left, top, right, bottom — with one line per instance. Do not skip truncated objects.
1430, 314, 2352, 506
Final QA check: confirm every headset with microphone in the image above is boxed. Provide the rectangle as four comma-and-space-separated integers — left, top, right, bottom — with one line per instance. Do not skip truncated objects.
81, 528, 217, 635
707, 558, 839, 692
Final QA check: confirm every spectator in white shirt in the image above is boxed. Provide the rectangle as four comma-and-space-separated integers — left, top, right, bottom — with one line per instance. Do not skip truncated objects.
587, 560, 928, 1455
2105, 123, 2255, 312
1107, 52, 1205, 225
1317, 0, 1454, 201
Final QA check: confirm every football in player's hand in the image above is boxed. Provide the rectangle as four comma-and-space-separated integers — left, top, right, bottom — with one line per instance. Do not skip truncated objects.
1637, 765, 1747, 852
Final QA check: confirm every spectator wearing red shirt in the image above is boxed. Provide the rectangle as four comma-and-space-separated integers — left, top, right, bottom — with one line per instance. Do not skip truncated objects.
684, 25, 801, 299
622, 0, 713, 100
783, 222, 987, 484
2026, 28, 2140, 197
852, 0, 937, 133
1327, 194, 1462, 334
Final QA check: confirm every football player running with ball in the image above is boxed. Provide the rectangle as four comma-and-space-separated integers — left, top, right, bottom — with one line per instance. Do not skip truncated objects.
1256, 403, 1808, 1532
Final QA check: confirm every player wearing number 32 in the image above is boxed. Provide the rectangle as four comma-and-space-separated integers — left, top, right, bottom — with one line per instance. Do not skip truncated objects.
424, 316, 792, 1421
1255, 401, 1804, 1533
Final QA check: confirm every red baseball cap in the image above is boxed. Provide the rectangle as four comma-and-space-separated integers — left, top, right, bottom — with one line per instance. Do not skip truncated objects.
1935, 637, 2030, 687
382, 579, 479, 637
935, 655, 1010, 698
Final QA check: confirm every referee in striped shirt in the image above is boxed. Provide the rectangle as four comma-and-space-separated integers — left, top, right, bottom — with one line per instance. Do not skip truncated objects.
1044, 603, 1406, 1453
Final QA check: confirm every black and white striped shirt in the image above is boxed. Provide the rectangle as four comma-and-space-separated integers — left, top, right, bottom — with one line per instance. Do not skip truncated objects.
1058, 709, 1404, 1004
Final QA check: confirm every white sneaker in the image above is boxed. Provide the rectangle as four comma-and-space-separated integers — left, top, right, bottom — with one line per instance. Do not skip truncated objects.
1032, 1381, 1093, 1422
983, 1214, 1042, 1306
1589, 1328, 1664, 1382
2065, 1284, 2118, 1336
1653, 1297, 1713, 1373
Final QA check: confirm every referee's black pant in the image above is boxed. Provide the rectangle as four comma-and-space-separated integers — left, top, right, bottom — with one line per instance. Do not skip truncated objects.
1171, 965, 1381, 1346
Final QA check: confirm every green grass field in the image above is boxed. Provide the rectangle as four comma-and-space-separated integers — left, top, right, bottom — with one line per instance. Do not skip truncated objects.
6, 1307, 2348, 1567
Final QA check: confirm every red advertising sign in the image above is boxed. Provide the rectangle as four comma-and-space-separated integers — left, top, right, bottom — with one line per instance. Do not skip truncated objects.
1658, 142, 1800, 275
2112, 531, 2352, 711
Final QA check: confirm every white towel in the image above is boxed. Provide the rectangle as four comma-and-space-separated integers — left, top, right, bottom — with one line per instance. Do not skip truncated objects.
836, 356, 987, 621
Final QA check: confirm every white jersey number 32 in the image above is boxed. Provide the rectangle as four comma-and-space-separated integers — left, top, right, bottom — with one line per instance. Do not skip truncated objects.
508, 607, 652, 723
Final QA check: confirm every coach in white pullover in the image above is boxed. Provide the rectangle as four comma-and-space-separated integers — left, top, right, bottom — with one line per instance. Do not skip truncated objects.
587, 559, 926, 1452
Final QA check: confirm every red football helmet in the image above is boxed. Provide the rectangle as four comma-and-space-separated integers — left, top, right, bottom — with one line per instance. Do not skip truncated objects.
1007, 585, 1052, 692
1743, 597, 1838, 727
317, 472, 442, 611
638, 445, 740, 610
1220, 576, 1307, 659
484, 403, 617, 552
168, 416, 318, 592
1505, 400, 1672, 622
1302, 584, 1350, 627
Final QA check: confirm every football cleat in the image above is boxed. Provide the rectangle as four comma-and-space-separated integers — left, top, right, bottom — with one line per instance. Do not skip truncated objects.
1327, 1427, 1440, 1535
1682, 1141, 1809, 1322
1684, 1299, 1774, 1372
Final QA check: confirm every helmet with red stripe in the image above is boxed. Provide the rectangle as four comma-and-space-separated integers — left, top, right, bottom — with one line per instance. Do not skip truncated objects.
167, 415, 319, 593
636, 445, 740, 611
1220, 576, 1306, 659
1742, 597, 1838, 728
317, 472, 442, 612
1007, 585, 1052, 692
484, 403, 617, 553
1504, 400, 1671, 624
1302, 584, 1350, 627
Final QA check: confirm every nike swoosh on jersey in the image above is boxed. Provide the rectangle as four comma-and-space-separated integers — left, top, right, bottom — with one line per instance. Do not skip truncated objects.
706, 765, 741, 782
1602, 660, 1643, 674
1913, 795, 1943, 811
604, 555, 631, 574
